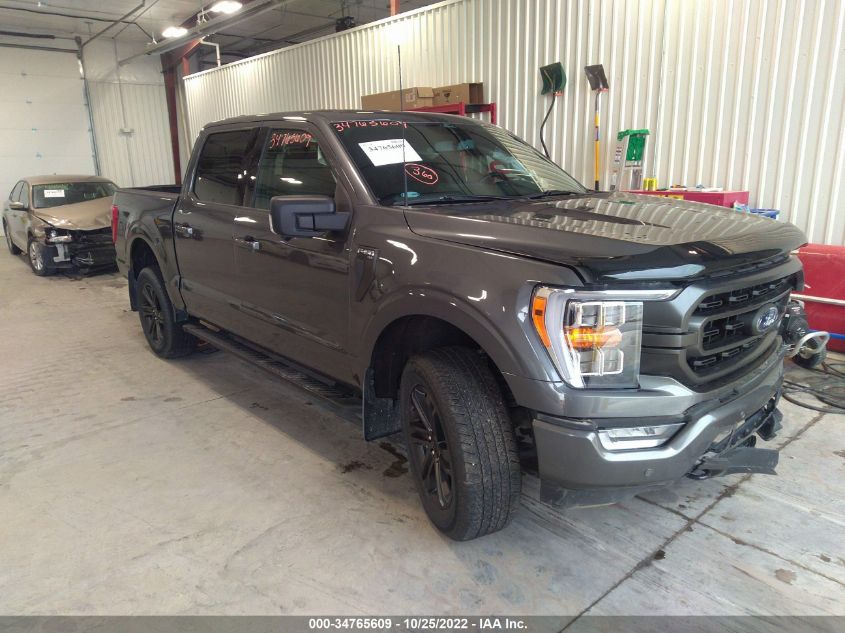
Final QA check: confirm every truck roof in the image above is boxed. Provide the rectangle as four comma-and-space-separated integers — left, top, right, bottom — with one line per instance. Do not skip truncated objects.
204, 109, 482, 129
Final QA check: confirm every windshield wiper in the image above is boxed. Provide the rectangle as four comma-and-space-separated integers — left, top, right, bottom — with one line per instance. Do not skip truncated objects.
525, 189, 584, 199
393, 194, 516, 206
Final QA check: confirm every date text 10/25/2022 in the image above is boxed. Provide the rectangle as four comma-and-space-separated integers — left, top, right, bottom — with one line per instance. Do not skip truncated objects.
308, 617, 528, 631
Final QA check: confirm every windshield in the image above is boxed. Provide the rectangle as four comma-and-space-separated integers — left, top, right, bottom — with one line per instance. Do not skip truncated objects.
32, 181, 116, 209
332, 119, 586, 205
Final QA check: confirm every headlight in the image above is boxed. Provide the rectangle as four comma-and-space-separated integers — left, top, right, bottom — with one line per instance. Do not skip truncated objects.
45, 228, 72, 243
531, 287, 677, 389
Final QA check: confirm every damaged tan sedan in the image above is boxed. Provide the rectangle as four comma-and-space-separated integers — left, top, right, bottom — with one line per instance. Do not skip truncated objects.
3, 175, 118, 276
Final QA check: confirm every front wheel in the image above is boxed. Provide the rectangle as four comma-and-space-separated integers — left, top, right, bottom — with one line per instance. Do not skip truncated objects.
27, 238, 52, 276
136, 266, 196, 358
400, 347, 521, 541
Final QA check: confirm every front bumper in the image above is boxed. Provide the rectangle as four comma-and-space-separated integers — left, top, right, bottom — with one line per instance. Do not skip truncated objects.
532, 346, 785, 507
45, 240, 116, 269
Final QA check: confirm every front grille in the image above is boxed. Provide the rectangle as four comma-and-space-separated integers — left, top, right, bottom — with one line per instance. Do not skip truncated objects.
686, 273, 797, 378
694, 276, 793, 317
689, 338, 766, 372
640, 259, 802, 389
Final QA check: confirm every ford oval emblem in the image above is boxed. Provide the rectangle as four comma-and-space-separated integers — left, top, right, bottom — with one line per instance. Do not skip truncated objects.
755, 305, 780, 333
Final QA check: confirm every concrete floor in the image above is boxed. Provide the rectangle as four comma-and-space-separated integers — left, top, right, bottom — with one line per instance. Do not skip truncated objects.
1, 250, 844, 619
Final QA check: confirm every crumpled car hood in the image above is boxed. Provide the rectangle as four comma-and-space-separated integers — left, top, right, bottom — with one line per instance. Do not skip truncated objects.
403, 191, 807, 282
34, 197, 113, 231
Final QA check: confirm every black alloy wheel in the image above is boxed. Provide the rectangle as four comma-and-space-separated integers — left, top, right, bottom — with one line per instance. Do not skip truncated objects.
408, 384, 454, 510
139, 279, 166, 348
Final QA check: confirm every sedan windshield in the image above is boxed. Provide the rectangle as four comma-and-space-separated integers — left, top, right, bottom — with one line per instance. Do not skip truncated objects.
32, 181, 116, 209
332, 119, 586, 205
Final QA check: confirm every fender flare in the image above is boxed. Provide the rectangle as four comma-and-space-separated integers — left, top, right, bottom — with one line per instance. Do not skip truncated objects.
357, 286, 547, 385
126, 230, 186, 314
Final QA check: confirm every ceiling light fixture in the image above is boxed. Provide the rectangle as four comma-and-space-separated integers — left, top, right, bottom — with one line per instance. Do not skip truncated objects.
162, 25, 188, 38
210, 1, 243, 13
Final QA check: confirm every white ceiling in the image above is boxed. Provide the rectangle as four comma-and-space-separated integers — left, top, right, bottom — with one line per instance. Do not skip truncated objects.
0, 0, 440, 59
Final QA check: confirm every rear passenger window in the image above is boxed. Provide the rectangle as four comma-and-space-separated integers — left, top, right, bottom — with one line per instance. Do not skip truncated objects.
193, 129, 258, 206
252, 129, 336, 210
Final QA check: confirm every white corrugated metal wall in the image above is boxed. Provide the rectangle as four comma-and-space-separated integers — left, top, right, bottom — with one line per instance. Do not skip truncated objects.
182, 0, 845, 245
84, 40, 174, 188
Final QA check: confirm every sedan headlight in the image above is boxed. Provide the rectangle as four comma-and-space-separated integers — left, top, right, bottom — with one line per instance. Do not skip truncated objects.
45, 228, 72, 243
531, 287, 677, 389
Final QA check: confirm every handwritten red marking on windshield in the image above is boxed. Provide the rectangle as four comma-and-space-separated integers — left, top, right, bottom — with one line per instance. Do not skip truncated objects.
405, 163, 439, 185
269, 132, 313, 149
333, 120, 408, 133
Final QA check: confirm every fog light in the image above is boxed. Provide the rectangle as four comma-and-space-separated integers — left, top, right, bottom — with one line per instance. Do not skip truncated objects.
598, 423, 684, 451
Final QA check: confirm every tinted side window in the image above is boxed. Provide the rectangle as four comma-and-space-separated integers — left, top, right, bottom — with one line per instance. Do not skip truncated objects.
10, 182, 22, 201
19, 184, 29, 207
252, 129, 336, 210
193, 129, 257, 206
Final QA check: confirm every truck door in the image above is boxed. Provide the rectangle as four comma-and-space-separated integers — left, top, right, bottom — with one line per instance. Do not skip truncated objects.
230, 124, 353, 380
174, 126, 262, 332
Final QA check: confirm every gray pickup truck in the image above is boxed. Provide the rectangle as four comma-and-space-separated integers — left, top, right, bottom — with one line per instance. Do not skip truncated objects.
113, 110, 813, 540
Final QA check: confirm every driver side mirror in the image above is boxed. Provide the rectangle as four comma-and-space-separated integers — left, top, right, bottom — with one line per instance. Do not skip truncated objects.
8, 201, 26, 211
269, 195, 349, 238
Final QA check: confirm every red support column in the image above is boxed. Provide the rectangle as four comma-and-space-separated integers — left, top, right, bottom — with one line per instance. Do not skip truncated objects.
162, 63, 182, 185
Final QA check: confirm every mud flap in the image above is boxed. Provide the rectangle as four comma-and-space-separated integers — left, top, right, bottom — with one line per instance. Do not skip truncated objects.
692, 446, 779, 477
362, 368, 400, 440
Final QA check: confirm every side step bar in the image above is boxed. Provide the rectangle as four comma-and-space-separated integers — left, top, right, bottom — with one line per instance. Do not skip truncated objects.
182, 323, 362, 425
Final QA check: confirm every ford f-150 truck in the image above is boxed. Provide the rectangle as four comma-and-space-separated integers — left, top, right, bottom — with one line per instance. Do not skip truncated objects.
113, 110, 813, 541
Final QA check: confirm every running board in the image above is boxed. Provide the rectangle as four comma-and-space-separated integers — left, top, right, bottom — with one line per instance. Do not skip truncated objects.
182, 323, 362, 425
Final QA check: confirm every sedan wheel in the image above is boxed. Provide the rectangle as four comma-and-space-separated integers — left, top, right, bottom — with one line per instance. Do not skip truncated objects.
27, 238, 51, 276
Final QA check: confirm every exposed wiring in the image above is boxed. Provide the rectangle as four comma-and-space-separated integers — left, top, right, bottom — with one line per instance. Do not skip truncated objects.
0, 3, 154, 40
539, 92, 557, 158
782, 361, 845, 414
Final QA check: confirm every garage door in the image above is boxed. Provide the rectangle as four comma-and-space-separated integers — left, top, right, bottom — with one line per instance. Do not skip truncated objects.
0, 47, 96, 226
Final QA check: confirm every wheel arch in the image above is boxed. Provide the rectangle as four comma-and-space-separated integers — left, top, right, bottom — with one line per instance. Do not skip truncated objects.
361, 292, 534, 403
128, 235, 161, 279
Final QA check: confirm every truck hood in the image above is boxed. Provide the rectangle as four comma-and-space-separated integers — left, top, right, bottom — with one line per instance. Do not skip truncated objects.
403, 191, 807, 282
33, 197, 113, 231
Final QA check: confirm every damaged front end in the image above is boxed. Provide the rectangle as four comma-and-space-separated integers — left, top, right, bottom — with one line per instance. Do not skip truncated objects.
41, 226, 116, 270
686, 392, 782, 479
687, 298, 827, 481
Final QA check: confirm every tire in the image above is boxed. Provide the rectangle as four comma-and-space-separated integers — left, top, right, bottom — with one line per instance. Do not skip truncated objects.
135, 266, 196, 358
3, 220, 21, 255
400, 346, 521, 541
27, 237, 52, 276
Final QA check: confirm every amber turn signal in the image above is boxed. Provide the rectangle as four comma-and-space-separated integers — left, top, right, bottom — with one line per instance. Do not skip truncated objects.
532, 294, 551, 348
565, 326, 623, 350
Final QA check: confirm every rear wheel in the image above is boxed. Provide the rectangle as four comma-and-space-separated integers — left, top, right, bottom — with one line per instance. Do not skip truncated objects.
4, 220, 21, 255
27, 238, 52, 276
400, 347, 521, 541
136, 266, 196, 358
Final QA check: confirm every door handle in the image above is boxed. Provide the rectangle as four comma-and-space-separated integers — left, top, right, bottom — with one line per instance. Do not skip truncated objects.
174, 223, 194, 238
234, 236, 260, 252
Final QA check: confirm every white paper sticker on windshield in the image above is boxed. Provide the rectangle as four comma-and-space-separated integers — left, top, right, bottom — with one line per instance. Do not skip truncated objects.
43, 189, 66, 198
358, 139, 422, 166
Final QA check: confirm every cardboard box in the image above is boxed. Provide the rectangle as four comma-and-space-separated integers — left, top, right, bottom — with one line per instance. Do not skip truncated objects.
433, 82, 484, 106
361, 87, 434, 111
